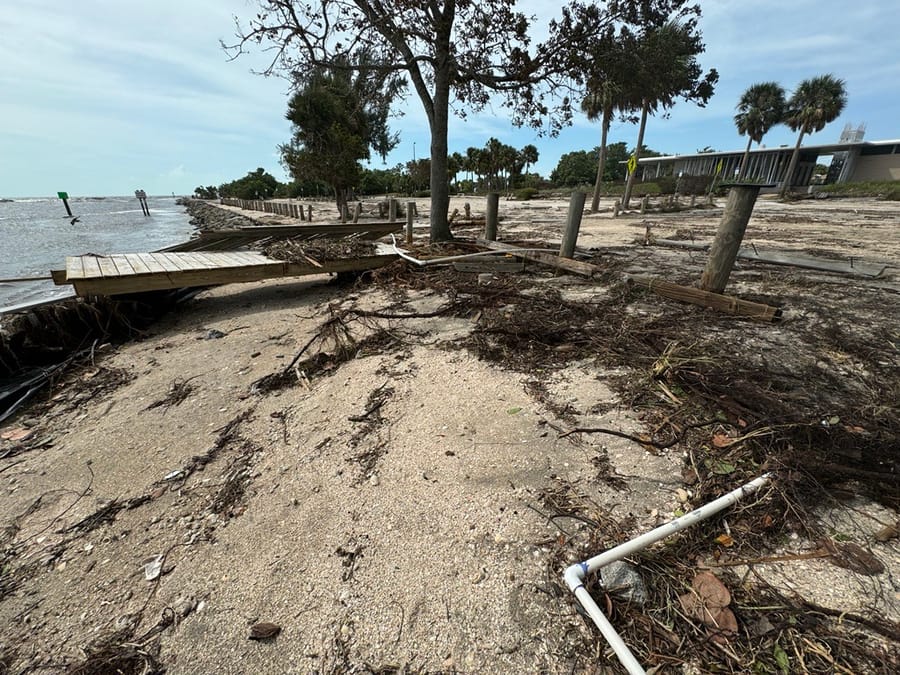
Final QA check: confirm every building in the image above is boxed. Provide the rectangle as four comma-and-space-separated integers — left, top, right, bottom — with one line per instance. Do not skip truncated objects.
636, 129, 900, 189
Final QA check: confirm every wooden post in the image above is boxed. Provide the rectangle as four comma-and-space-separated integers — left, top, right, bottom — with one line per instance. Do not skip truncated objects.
690, 194, 696, 208
388, 198, 397, 222
406, 201, 415, 246
640, 196, 648, 214
307, 205, 313, 221
353, 202, 362, 223
560, 191, 587, 258
700, 184, 763, 293
378, 202, 386, 218
298, 204, 305, 221
612, 199, 620, 218
484, 192, 500, 241
341, 203, 349, 223
464, 202, 471, 220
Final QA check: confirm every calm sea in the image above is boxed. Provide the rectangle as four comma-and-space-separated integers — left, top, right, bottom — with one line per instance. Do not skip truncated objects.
0, 196, 194, 312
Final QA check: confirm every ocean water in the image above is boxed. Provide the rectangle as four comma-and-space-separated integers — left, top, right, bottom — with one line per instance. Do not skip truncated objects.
0, 196, 194, 312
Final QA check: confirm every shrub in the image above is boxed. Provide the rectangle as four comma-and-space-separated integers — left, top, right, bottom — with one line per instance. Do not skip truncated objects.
514, 187, 539, 201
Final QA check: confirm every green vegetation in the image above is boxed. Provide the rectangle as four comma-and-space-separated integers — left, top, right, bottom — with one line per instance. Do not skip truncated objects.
817, 181, 900, 200
781, 74, 848, 197
218, 168, 280, 200
734, 82, 786, 179
279, 54, 402, 215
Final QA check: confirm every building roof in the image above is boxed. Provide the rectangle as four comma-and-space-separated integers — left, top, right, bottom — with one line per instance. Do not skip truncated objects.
639, 139, 900, 163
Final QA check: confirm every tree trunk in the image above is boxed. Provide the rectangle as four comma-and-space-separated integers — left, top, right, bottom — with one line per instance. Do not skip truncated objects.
738, 136, 753, 180
590, 106, 612, 213
622, 99, 649, 209
780, 130, 806, 198
429, 70, 452, 242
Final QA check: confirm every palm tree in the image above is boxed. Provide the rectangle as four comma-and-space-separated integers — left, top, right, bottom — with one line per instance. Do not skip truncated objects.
734, 82, 785, 179
582, 30, 641, 212
520, 144, 538, 186
780, 74, 847, 197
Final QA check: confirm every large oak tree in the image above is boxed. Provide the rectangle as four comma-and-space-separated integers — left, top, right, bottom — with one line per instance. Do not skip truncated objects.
225, 1, 630, 241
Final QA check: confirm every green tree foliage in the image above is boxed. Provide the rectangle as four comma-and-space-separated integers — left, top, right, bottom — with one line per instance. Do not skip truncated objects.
780, 74, 847, 197
193, 185, 219, 199
227, 1, 628, 242
279, 55, 402, 215
620, 6, 718, 207
551, 150, 598, 186
734, 82, 786, 179
218, 168, 280, 200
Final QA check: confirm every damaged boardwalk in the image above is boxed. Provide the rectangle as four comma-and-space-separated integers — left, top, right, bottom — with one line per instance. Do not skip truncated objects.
52, 247, 397, 297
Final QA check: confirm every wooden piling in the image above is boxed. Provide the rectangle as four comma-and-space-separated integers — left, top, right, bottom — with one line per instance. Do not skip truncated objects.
700, 184, 763, 293
406, 201, 415, 246
484, 192, 500, 241
307, 205, 313, 221
388, 198, 397, 222
612, 199, 620, 218
560, 191, 587, 259
353, 202, 362, 223
464, 202, 471, 220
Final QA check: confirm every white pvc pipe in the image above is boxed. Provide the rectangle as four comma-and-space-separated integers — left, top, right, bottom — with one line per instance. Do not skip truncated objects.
564, 473, 771, 674
389, 234, 557, 267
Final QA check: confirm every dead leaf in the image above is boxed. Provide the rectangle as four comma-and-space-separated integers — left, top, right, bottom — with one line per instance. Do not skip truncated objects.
874, 522, 899, 543
1, 427, 33, 442
679, 571, 737, 641
249, 622, 281, 640
715, 534, 734, 547
711, 433, 731, 448
829, 541, 885, 575
843, 424, 867, 434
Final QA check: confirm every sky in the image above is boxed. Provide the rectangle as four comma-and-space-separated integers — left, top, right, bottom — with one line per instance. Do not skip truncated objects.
1, 0, 898, 197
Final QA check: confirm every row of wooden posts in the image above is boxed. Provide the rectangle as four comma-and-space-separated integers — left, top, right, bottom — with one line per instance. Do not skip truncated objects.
223, 186, 760, 300
219, 197, 421, 225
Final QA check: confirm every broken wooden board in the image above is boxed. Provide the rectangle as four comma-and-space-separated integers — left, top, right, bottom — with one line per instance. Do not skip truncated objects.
53, 250, 397, 297
653, 239, 889, 278
477, 240, 783, 322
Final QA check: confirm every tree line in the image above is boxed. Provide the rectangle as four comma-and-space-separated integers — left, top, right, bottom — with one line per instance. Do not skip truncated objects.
204, 0, 848, 223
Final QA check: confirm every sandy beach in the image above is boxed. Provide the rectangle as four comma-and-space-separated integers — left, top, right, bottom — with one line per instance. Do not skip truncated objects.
1, 195, 898, 673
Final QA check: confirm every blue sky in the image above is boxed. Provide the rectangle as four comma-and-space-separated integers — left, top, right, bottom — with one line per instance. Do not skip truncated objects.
1, 0, 898, 197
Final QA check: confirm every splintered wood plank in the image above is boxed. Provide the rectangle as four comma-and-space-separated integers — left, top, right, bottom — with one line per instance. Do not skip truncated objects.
95, 256, 119, 278
65, 256, 85, 280
137, 253, 167, 274
81, 255, 103, 279
109, 255, 136, 276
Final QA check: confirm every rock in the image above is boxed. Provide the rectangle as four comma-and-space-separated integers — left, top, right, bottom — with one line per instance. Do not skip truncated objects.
174, 596, 197, 618
248, 622, 281, 640
600, 561, 648, 606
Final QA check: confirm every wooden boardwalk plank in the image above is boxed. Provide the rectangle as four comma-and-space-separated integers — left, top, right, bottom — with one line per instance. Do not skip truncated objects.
126, 255, 151, 275
96, 256, 118, 278
110, 255, 137, 276
179, 252, 217, 269
81, 256, 103, 279
66, 256, 84, 280
137, 253, 167, 274
153, 253, 190, 272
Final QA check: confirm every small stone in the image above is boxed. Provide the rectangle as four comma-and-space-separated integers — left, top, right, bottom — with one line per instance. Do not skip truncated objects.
368, 474, 380, 487
600, 561, 647, 606
174, 596, 196, 618
675, 488, 689, 503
